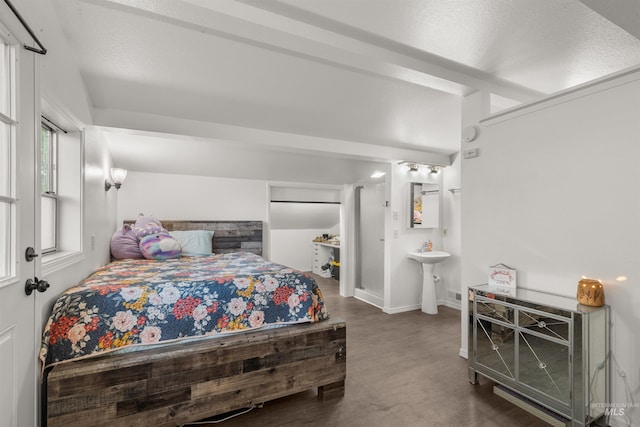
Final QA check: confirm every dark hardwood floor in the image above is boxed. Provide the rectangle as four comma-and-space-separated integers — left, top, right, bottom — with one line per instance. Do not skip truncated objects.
192, 275, 549, 426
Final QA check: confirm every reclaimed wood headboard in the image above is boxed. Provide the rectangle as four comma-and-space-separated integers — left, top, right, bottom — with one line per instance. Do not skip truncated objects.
124, 220, 263, 256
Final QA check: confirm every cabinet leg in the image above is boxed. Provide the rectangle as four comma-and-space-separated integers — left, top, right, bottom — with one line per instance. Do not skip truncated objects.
469, 368, 478, 384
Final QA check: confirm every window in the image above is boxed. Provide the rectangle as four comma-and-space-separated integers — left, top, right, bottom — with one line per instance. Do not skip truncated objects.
0, 37, 14, 280
40, 122, 57, 254
40, 99, 83, 271
0, 121, 11, 278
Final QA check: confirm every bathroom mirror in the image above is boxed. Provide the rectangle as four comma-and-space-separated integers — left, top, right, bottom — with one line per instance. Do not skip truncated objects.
410, 182, 440, 228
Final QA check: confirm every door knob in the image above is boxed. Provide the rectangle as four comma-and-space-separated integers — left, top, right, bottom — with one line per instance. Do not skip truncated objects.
36, 278, 50, 293
25, 277, 50, 295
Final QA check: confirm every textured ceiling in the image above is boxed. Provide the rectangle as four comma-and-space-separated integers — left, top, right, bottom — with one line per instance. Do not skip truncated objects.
267, 0, 640, 94
50, 0, 640, 181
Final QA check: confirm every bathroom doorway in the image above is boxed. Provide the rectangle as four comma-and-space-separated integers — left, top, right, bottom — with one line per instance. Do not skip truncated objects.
355, 183, 385, 307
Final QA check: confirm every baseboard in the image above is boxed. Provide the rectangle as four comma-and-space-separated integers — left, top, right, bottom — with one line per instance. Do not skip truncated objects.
459, 348, 468, 359
383, 303, 422, 314
383, 302, 460, 314
439, 299, 461, 310
354, 288, 384, 309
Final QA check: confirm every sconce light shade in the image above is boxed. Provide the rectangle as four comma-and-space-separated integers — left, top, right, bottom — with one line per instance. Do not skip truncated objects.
105, 168, 128, 191
408, 163, 419, 172
111, 168, 127, 183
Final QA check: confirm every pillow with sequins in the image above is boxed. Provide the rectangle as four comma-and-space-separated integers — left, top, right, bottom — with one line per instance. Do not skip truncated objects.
139, 232, 182, 260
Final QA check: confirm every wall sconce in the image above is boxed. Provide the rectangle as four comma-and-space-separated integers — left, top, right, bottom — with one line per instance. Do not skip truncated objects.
105, 168, 127, 191
408, 163, 419, 172
429, 165, 440, 174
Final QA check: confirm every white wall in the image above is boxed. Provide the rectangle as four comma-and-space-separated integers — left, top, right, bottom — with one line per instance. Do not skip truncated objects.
462, 73, 640, 425
457, 91, 490, 356
269, 202, 340, 230
442, 150, 462, 309
117, 171, 268, 223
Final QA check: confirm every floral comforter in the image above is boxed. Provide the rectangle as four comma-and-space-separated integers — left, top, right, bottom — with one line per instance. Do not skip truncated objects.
40, 252, 328, 369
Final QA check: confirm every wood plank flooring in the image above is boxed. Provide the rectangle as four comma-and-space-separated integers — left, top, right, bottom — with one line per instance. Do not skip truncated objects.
192, 275, 549, 426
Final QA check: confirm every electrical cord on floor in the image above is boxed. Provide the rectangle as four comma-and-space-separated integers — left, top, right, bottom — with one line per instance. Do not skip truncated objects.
179, 403, 264, 426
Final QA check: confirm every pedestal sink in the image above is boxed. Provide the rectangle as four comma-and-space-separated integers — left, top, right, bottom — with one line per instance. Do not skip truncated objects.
408, 250, 451, 314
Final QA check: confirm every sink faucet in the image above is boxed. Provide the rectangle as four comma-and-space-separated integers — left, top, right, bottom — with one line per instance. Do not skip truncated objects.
420, 241, 433, 252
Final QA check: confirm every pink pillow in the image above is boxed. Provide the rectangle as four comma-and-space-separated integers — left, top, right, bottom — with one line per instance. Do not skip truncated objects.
110, 224, 143, 259
139, 233, 182, 260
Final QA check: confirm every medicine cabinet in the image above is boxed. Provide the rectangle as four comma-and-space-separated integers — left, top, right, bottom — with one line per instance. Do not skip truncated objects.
409, 182, 440, 228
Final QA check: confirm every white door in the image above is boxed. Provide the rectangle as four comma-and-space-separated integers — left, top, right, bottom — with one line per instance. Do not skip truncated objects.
0, 23, 39, 427
359, 183, 385, 296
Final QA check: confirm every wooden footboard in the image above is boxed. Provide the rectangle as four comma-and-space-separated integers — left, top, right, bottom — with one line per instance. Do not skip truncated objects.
44, 318, 346, 427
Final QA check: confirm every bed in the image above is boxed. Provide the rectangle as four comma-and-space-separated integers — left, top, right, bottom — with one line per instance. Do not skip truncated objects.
41, 220, 346, 427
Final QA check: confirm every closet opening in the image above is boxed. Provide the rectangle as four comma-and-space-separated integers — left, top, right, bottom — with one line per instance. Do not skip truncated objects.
268, 185, 342, 287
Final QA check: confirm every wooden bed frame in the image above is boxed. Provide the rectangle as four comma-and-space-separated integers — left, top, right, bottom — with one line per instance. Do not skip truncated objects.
42, 220, 346, 427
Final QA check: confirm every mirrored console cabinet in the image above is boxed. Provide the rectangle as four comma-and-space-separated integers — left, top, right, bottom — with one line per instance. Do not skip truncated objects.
468, 284, 609, 426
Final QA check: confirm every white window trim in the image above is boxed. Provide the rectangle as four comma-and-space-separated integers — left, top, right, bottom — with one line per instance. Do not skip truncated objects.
0, 30, 17, 284
42, 250, 84, 276
40, 97, 86, 270
41, 122, 58, 254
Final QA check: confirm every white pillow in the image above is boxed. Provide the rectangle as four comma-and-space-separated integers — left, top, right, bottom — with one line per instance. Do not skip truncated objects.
169, 230, 214, 255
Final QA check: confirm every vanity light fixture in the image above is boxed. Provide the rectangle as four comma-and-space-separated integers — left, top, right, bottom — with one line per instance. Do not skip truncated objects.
105, 168, 128, 191
398, 161, 445, 173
